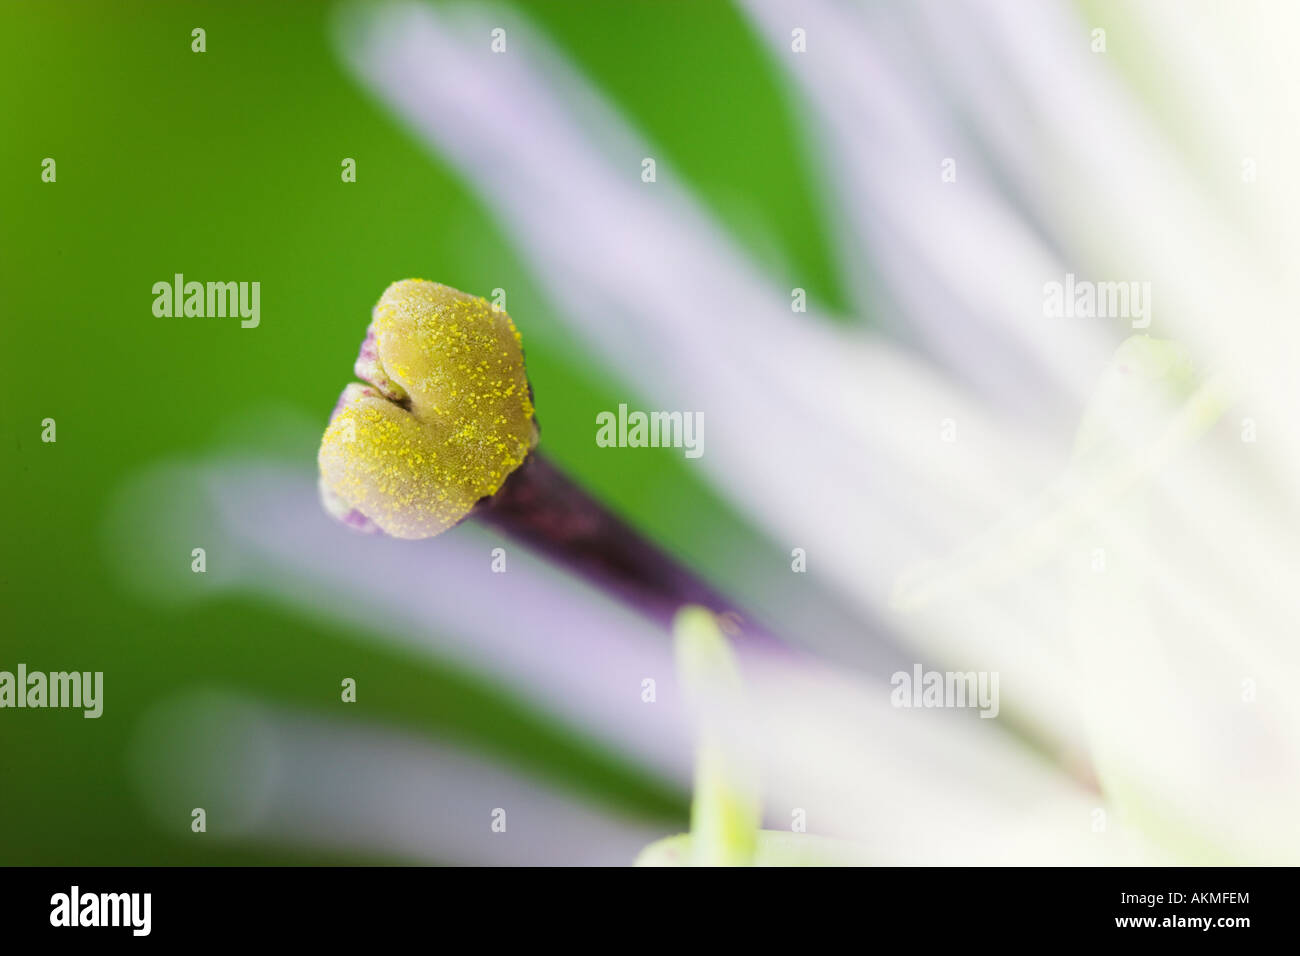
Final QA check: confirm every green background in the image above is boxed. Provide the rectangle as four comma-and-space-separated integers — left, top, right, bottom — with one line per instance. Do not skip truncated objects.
0, 0, 850, 864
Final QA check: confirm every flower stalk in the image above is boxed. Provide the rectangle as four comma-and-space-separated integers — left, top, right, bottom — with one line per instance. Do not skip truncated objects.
476, 451, 774, 640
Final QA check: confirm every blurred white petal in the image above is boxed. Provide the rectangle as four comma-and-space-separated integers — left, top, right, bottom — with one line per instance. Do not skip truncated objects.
741, 0, 1113, 410
107, 446, 693, 784
710, 655, 1164, 865
131, 691, 666, 865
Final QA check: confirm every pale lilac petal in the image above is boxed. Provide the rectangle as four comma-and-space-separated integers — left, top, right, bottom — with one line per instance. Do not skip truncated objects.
740, 0, 1113, 409
108, 451, 694, 784
132, 692, 669, 865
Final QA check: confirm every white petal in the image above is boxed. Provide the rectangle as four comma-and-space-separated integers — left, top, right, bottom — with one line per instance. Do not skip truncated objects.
131, 691, 669, 865
107, 450, 693, 784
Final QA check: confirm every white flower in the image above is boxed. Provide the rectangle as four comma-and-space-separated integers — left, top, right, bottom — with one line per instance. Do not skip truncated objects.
114, 0, 1300, 864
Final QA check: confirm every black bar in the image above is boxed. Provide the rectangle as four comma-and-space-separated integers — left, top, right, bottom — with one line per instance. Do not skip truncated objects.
0, 866, 1280, 942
